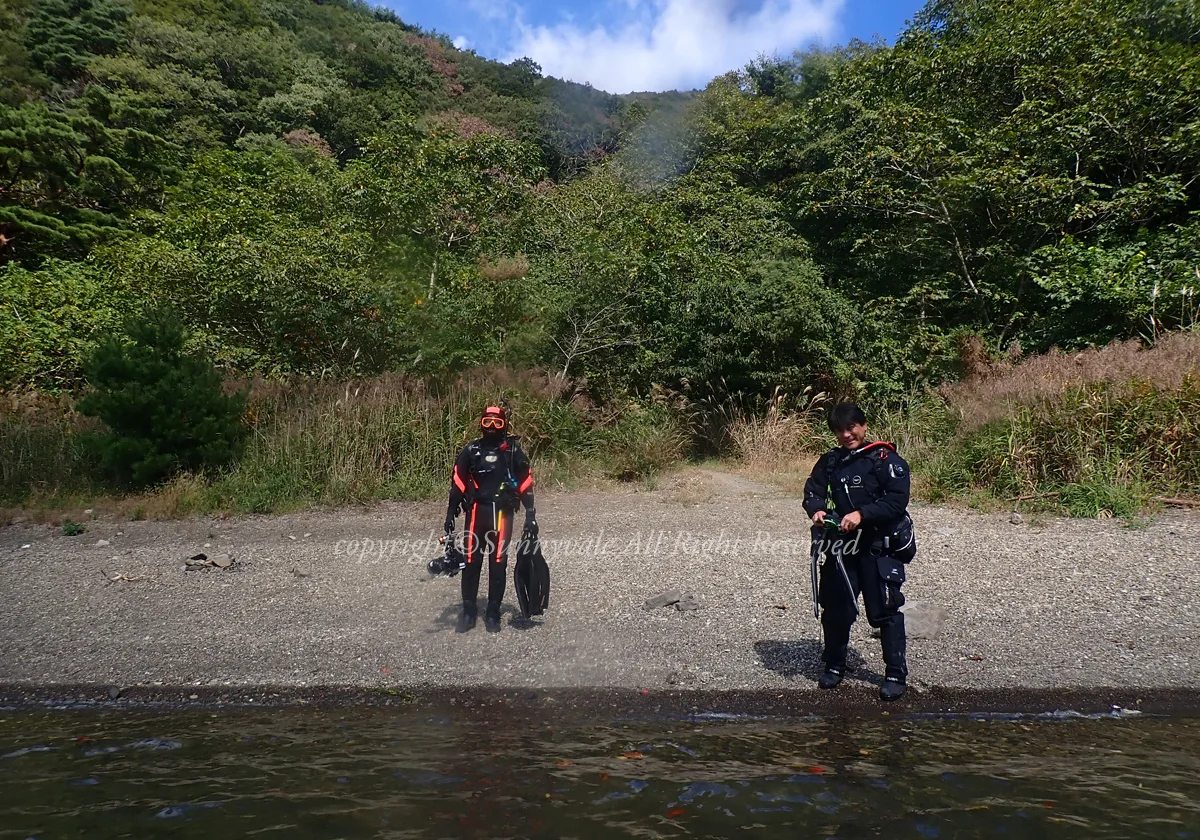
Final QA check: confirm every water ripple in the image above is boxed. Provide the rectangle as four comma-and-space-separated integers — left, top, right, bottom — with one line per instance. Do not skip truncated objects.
0, 709, 1196, 839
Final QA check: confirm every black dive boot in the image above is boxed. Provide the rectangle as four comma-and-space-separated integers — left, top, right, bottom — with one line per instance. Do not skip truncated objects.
456, 607, 477, 634
880, 677, 906, 701
484, 608, 502, 633
485, 574, 505, 633
818, 667, 845, 689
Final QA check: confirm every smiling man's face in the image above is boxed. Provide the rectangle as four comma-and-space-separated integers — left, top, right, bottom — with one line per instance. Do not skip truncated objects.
836, 422, 868, 450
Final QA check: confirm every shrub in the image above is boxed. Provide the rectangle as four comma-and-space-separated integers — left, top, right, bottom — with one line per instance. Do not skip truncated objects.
601, 404, 685, 482
3, 365, 691, 514
78, 309, 247, 488
205, 368, 608, 511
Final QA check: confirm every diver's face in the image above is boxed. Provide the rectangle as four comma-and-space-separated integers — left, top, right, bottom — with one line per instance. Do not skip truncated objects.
836, 423, 867, 450
481, 417, 506, 440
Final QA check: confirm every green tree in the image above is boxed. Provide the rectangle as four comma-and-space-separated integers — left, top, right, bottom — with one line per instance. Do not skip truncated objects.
524, 163, 846, 398
348, 123, 542, 293
109, 146, 394, 376
780, 0, 1200, 353
685, 0, 1200, 387
79, 307, 247, 488
26, 0, 133, 81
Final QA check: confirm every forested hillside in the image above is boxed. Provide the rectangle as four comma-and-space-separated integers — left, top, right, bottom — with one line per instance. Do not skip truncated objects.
2, 0, 1198, 401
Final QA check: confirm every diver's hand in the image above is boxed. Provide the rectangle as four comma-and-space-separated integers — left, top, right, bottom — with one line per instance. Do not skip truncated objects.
443, 514, 456, 534
812, 511, 827, 526
523, 510, 538, 538
839, 511, 863, 532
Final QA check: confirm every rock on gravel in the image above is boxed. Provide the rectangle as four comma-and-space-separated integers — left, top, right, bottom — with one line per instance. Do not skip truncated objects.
900, 600, 948, 639
643, 590, 682, 610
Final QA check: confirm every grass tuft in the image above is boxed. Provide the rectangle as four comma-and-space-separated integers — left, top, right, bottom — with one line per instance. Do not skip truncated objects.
600, 404, 686, 482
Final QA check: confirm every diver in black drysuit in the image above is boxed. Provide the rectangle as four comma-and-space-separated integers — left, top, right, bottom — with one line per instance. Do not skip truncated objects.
803, 403, 913, 700
444, 405, 536, 634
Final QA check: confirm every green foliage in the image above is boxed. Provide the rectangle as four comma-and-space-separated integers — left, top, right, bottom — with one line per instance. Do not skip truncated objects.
1, 0, 188, 261
688, 259, 859, 394
60, 518, 86, 535
347, 124, 543, 295
1055, 479, 1142, 521
0, 98, 142, 258
3, 0, 1200, 514
1029, 216, 1200, 346
78, 308, 248, 487
0, 257, 135, 388
26, 0, 133, 80
108, 146, 395, 377
0, 0, 674, 268
523, 164, 847, 399
700, 0, 1200, 383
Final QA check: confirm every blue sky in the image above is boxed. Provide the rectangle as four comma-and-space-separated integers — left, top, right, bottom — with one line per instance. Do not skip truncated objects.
383, 0, 926, 93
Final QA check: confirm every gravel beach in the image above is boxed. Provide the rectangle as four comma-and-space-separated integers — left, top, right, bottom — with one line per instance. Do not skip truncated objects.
2, 469, 1197, 696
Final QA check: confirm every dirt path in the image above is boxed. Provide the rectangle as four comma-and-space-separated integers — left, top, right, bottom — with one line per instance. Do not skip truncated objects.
2, 469, 1197, 696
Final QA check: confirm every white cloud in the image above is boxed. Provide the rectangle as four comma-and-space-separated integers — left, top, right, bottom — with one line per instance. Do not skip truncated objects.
505, 0, 844, 93
452, 35, 471, 49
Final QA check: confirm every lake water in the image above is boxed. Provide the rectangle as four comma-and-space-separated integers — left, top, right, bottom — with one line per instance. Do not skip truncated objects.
2, 703, 1198, 838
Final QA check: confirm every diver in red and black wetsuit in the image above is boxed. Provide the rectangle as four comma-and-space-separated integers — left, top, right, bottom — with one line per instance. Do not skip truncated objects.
444, 405, 537, 633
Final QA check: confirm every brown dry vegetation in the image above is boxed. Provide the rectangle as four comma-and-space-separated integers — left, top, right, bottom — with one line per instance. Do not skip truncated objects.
725, 402, 825, 471
8, 333, 1200, 518
940, 332, 1200, 428
477, 254, 531, 282
281, 129, 334, 158
924, 331, 1200, 515
424, 110, 511, 140
714, 332, 1200, 516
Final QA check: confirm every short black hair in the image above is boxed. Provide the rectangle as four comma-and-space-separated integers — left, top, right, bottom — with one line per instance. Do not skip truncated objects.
827, 402, 867, 433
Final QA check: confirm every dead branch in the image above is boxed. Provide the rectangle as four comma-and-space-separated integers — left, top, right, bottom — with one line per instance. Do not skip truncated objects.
1153, 496, 1200, 508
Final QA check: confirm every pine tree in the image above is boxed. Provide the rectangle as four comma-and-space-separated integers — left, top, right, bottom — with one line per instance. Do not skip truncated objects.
0, 100, 133, 263
26, 0, 132, 82
79, 308, 248, 488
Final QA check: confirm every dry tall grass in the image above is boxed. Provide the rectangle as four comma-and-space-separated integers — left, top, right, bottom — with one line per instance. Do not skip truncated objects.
205, 368, 607, 510
709, 388, 832, 481
0, 390, 99, 504
716, 331, 1200, 515
930, 331, 1200, 514
726, 403, 827, 469
940, 332, 1200, 428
